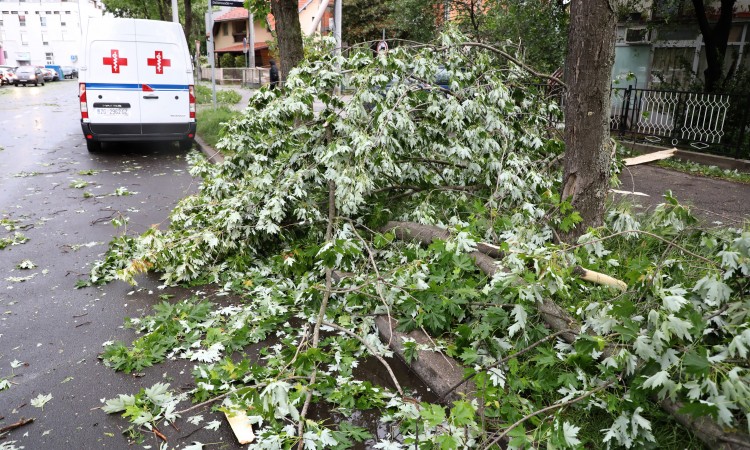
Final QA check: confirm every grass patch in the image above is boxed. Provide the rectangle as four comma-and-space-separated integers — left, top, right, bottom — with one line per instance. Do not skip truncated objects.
656, 158, 750, 184
196, 106, 240, 148
195, 84, 242, 104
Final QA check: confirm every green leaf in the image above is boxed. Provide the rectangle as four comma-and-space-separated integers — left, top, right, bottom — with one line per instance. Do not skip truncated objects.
420, 403, 446, 427
402, 340, 419, 364
337, 422, 371, 443
435, 434, 458, 450
683, 350, 711, 376
449, 400, 475, 427
459, 347, 480, 365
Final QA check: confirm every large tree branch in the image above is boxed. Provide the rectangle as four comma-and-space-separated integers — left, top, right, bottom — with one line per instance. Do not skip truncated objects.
384, 220, 750, 450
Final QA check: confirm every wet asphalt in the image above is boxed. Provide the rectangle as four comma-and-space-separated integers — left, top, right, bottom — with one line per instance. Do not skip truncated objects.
0, 81, 431, 450
0, 80, 243, 449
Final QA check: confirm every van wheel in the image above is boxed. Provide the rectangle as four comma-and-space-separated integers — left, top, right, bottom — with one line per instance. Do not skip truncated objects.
178, 139, 194, 151
86, 140, 102, 152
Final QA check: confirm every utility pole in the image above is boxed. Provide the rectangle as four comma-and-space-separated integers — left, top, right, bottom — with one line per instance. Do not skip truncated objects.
334, 0, 341, 94
209, 6, 217, 108
248, 13, 255, 68
172, 0, 179, 23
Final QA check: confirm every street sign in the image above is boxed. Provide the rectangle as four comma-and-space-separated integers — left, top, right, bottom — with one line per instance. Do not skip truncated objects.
211, 0, 244, 6
242, 37, 248, 53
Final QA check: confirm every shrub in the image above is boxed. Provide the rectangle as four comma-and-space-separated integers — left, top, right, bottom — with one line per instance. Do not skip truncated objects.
219, 53, 235, 68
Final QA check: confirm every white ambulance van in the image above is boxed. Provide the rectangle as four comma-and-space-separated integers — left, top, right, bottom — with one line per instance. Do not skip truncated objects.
79, 18, 196, 152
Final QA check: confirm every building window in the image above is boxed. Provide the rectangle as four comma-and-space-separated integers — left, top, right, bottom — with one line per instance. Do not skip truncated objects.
46, 52, 54, 64
42, 32, 48, 45
222, 23, 228, 36
21, 32, 28, 45
40, 16, 46, 26
19, 15, 25, 26
61, 21, 66, 26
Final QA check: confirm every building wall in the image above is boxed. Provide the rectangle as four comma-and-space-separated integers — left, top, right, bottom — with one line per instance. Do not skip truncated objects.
298, 0, 333, 36
0, 0, 104, 68
213, 17, 273, 53
615, 1, 750, 89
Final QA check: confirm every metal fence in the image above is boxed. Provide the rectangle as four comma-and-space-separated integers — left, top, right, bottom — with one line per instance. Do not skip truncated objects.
199, 67, 270, 88
610, 86, 750, 159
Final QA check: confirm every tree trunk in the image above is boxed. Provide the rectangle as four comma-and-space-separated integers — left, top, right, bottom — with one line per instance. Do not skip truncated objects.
270, 0, 304, 83
156, 0, 166, 21
693, 0, 736, 92
184, 0, 193, 52
561, 0, 616, 242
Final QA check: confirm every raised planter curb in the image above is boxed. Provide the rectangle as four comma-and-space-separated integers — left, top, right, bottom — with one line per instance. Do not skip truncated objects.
194, 134, 225, 165
374, 315, 475, 403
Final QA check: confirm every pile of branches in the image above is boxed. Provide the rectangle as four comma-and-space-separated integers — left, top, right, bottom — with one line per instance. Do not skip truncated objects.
92, 32, 750, 449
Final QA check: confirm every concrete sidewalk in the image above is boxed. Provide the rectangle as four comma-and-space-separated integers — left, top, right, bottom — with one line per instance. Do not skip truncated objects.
196, 81, 255, 112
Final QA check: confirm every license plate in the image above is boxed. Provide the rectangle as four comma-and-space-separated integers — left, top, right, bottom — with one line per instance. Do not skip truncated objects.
95, 108, 129, 116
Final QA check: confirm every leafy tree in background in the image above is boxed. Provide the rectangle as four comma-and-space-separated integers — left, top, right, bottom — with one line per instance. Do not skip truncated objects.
100, 0, 206, 54
387, 0, 440, 43
341, 0, 394, 45
482, 0, 569, 72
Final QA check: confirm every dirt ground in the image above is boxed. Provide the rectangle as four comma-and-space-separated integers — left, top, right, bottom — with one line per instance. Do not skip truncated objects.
615, 164, 750, 226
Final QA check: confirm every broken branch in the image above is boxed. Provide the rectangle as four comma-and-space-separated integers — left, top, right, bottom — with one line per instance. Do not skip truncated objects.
572, 265, 627, 292
298, 180, 336, 450
0, 417, 34, 435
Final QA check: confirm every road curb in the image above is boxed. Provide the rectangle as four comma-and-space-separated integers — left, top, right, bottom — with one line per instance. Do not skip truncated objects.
194, 134, 225, 165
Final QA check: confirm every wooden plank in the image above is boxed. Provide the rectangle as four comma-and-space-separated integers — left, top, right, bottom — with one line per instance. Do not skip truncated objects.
623, 148, 676, 166
611, 189, 649, 197
225, 410, 255, 444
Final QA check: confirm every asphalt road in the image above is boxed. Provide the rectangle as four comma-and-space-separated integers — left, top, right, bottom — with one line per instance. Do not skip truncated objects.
0, 80, 242, 449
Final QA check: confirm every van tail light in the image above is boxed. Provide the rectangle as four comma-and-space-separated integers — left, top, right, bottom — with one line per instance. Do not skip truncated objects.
188, 85, 196, 119
79, 83, 88, 119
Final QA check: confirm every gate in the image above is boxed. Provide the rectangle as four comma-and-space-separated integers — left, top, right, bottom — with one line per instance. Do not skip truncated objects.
610, 86, 750, 159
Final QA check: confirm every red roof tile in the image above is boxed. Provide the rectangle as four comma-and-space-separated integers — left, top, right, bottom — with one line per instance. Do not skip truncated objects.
215, 7, 248, 22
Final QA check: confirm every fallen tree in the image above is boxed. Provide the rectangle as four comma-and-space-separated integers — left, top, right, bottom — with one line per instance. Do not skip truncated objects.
88, 32, 750, 449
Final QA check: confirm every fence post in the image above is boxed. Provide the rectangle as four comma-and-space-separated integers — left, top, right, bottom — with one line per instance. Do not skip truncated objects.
736, 94, 750, 159
619, 86, 632, 135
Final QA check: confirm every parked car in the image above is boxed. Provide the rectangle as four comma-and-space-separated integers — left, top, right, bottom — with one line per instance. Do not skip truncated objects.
61, 66, 78, 79
45, 65, 64, 81
39, 68, 56, 82
1, 67, 18, 86
0, 68, 8, 86
14, 66, 45, 86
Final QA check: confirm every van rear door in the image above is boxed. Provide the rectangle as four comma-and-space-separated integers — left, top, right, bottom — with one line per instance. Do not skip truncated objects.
134, 21, 190, 133
86, 25, 141, 129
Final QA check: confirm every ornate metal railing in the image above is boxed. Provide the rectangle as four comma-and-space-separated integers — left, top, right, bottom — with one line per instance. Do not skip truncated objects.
610, 86, 750, 159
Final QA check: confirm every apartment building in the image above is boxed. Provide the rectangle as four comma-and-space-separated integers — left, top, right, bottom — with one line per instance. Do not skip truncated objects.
0, 0, 105, 67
